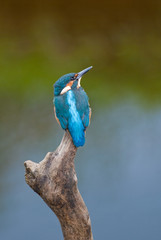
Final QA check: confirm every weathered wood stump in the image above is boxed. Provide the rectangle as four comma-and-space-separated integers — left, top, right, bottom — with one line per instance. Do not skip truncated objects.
24, 130, 93, 240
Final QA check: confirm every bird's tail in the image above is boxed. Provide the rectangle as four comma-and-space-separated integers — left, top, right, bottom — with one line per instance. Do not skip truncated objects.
68, 120, 85, 147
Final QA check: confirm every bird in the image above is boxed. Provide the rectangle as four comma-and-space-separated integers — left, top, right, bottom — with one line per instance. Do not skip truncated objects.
53, 66, 92, 147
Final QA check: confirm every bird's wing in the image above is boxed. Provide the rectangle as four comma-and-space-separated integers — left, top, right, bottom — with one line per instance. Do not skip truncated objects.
75, 89, 91, 129
81, 105, 91, 129
54, 96, 68, 130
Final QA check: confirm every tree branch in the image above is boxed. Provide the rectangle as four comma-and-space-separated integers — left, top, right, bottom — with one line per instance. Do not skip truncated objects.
24, 130, 93, 240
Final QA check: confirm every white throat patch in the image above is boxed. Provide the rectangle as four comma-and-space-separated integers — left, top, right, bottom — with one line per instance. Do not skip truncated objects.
77, 77, 82, 88
60, 86, 71, 95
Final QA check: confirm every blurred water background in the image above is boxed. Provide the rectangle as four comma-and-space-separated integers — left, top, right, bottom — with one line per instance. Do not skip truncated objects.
0, 1, 161, 239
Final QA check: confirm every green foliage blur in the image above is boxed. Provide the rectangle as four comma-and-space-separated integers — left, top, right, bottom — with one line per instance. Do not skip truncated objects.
1, 0, 161, 112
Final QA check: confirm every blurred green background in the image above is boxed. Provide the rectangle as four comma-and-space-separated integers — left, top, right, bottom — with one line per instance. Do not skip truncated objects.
1, 1, 161, 240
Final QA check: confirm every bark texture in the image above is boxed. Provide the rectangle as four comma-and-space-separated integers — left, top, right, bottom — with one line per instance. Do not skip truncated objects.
24, 130, 93, 240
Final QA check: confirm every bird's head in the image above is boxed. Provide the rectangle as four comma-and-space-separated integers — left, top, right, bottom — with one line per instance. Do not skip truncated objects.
54, 66, 93, 96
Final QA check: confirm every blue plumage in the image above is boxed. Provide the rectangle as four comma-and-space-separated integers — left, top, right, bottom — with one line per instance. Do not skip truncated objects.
67, 90, 85, 146
53, 66, 92, 147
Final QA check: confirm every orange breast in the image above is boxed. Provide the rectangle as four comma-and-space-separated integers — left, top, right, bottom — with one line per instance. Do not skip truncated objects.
66, 81, 74, 87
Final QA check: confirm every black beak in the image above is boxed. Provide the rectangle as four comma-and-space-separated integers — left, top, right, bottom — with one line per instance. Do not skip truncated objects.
77, 66, 93, 79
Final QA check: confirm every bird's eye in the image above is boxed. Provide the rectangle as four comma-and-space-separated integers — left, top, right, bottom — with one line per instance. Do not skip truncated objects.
71, 74, 78, 81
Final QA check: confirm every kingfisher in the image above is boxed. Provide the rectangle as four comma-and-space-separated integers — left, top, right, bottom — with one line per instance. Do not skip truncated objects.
53, 66, 92, 147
